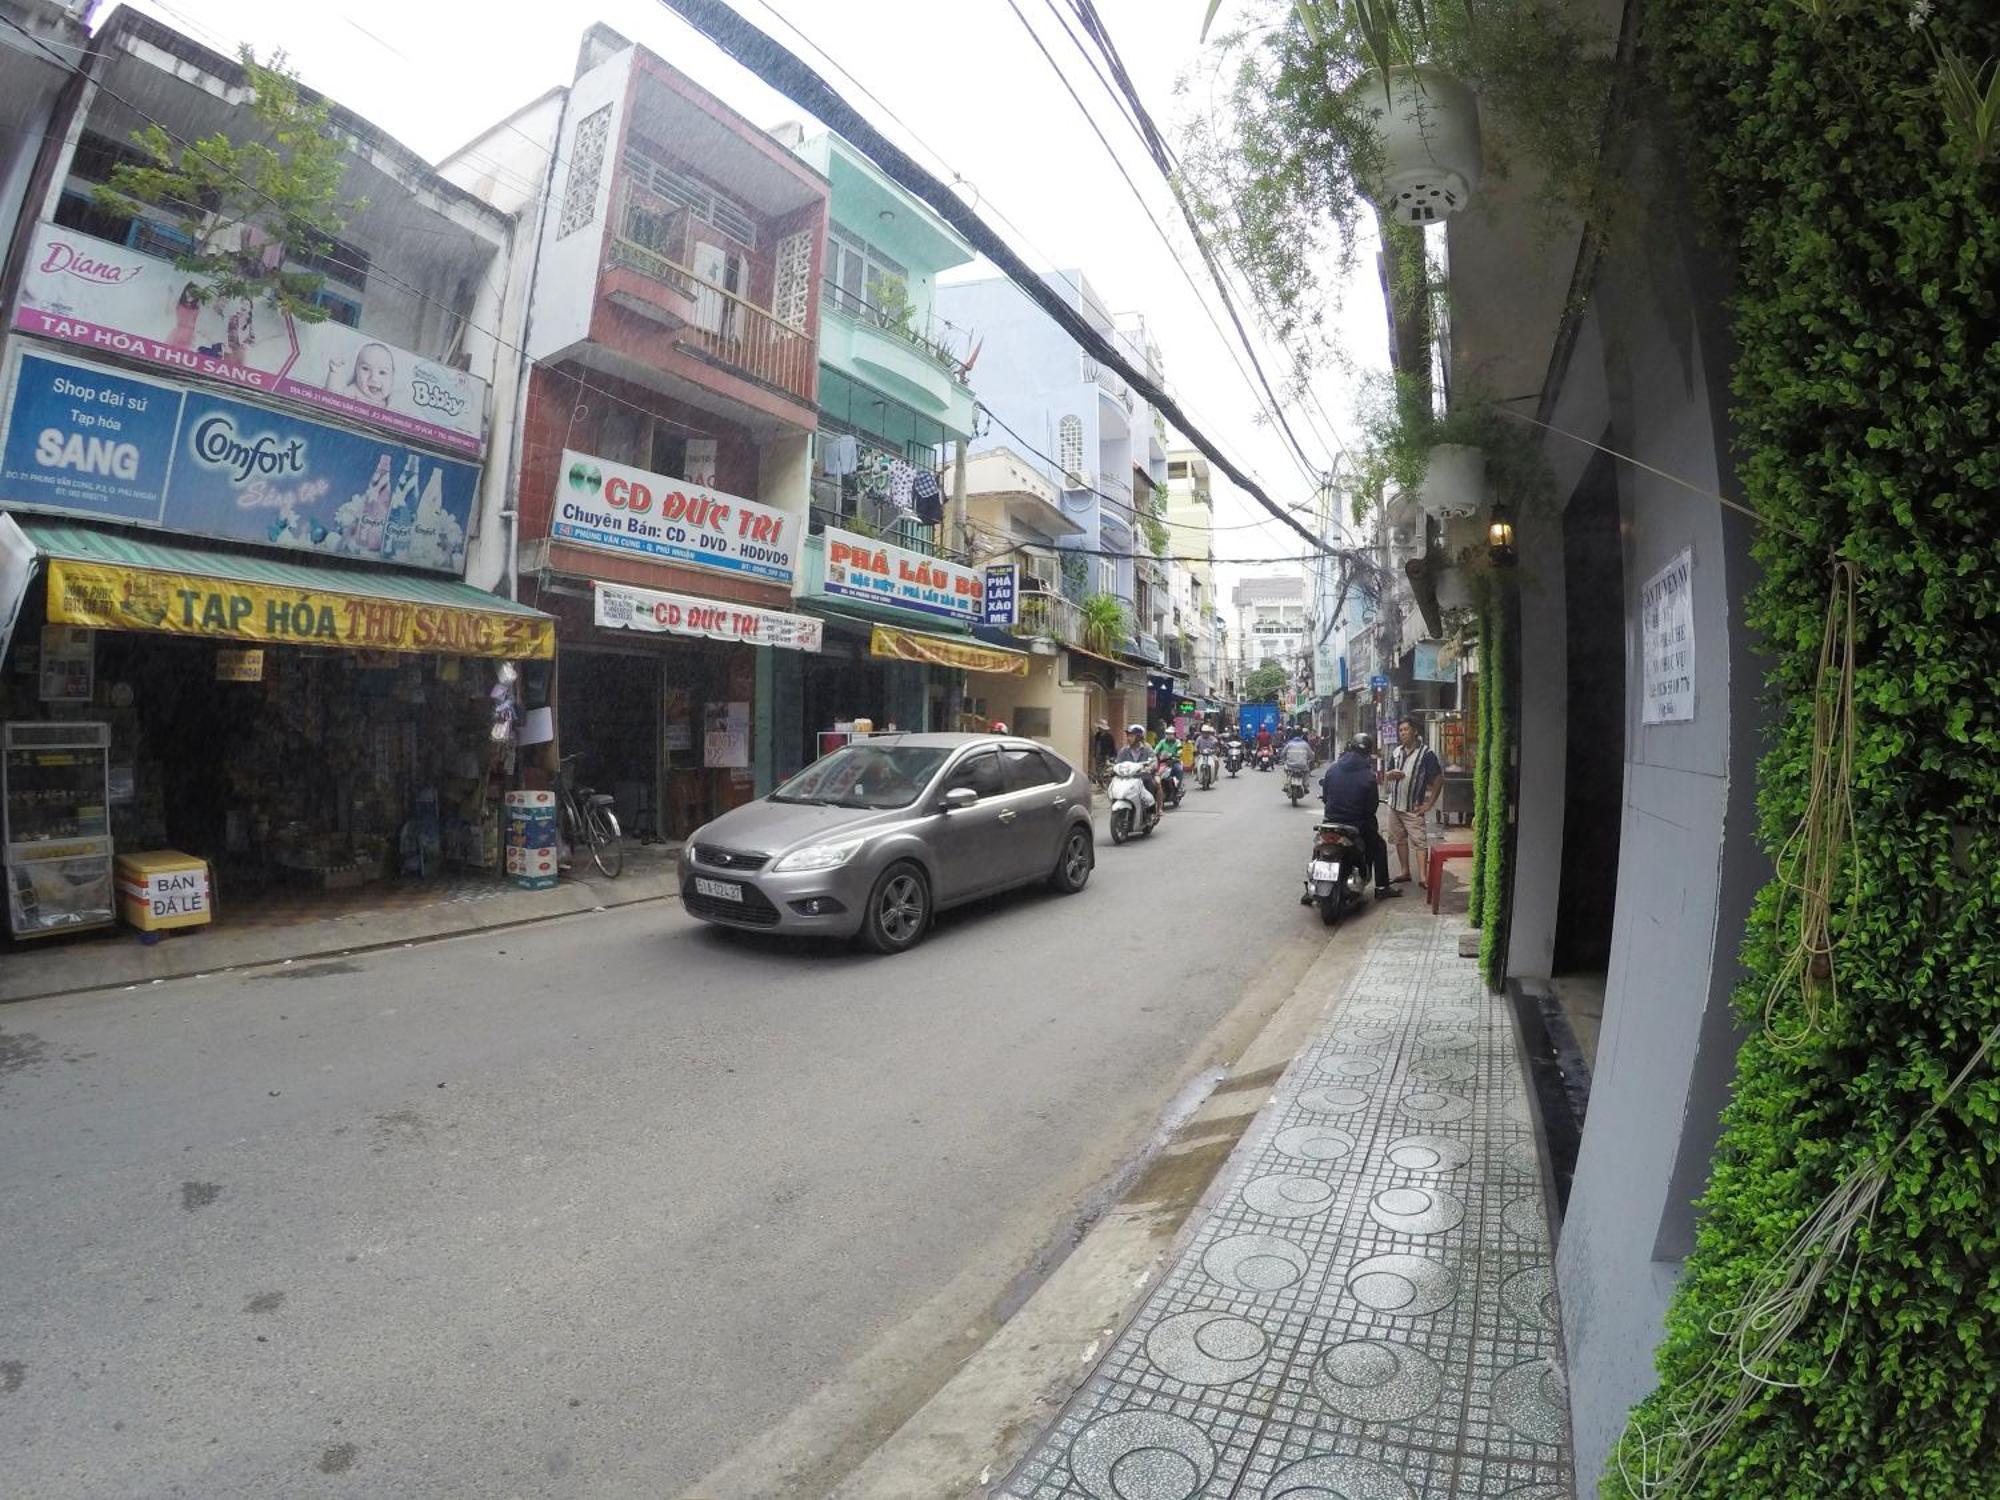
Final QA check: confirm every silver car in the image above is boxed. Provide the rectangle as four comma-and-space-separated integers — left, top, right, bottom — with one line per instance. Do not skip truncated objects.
678, 733, 1096, 953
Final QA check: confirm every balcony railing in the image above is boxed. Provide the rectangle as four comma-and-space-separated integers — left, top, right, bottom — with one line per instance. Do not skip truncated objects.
823, 279, 973, 384
1093, 358, 1134, 412
1013, 589, 1085, 648
606, 182, 815, 404
808, 500, 956, 561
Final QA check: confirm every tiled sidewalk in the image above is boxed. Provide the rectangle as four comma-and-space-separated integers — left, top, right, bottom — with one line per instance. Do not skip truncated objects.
1001, 910, 1572, 1500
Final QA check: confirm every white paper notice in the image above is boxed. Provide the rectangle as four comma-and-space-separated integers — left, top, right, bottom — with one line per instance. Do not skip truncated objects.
1640, 548, 1695, 724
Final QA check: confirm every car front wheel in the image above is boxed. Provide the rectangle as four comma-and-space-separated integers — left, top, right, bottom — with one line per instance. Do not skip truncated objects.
859, 861, 930, 954
1049, 825, 1093, 893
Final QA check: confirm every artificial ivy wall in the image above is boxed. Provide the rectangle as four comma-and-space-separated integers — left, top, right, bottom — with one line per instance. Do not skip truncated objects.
1474, 592, 1513, 988
1607, 1, 2000, 1495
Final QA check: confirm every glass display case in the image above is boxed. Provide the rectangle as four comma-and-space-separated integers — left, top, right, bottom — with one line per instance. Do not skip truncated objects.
4, 721, 114, 938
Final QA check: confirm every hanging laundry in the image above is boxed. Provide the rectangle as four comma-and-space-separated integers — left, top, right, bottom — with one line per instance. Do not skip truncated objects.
911, 469, 945, 525
856, 448, 893, 502
887, 459, 916, 514
822, 433, 859, 477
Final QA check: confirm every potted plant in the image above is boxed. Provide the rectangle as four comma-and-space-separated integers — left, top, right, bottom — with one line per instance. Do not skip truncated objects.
1080, 593, 1131, 657
1348, 63, 1483, 224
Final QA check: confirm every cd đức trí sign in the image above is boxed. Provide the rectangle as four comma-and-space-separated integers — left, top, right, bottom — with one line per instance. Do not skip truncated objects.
13, 222, 487, 455
0, 349, 480, 574
552, 449, 798, 584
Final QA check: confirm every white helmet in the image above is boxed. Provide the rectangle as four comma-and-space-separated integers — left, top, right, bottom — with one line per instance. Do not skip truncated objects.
1126, 723, 1146, 735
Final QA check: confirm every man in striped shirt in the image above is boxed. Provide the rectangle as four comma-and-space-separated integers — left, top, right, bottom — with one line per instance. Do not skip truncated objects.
1384, 716, 1444, 889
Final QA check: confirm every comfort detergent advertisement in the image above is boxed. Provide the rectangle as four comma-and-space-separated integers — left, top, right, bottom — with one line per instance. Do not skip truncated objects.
0, 349, 479, 575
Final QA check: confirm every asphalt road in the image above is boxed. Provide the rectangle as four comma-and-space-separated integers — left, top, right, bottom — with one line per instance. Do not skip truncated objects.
0, 762, 1336, 1498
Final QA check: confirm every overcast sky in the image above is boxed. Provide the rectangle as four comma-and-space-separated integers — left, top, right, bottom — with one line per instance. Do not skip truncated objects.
123, 0, 1387, 596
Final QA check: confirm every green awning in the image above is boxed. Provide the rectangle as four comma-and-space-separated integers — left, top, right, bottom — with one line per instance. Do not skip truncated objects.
1, 515, 554, 660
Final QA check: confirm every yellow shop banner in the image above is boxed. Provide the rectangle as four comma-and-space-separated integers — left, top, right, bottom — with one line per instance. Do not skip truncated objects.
45, 559, 555, 660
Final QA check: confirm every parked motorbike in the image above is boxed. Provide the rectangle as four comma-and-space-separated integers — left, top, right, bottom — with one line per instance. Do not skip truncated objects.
1304, 821, 1371, 927
1157, 754, 1186, 809
1285, 764, 1310, 805
1224, 742, 1243, 778
1107, 762, 1161, 845
1196, 749, 1219, 791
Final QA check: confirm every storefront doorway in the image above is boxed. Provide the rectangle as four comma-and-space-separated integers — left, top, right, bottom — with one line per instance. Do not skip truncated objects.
559, 647, 662, 841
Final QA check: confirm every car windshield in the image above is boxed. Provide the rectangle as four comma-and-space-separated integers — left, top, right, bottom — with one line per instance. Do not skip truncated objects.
770, 744, 950, 809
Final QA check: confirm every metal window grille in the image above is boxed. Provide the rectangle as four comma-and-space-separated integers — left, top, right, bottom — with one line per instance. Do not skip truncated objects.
1057, 415, 1085, 486
622, 148, 757, 248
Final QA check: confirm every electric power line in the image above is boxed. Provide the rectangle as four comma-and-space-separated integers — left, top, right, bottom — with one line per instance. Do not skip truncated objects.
743, 0, 1304, 503
999, 0, 1334, 496
654, 0, 1361, 580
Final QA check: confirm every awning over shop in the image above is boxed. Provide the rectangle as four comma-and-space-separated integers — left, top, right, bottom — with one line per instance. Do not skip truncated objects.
869, 623, 1029, 677
0, 515, 554, 662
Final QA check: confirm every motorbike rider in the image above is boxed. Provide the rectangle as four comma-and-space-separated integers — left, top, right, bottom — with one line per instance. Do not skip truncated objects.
1114, 723, 1161, 813
1154, 723, 1185, 801
1281, 726, 1314, 779
1319, 733, 1401, 899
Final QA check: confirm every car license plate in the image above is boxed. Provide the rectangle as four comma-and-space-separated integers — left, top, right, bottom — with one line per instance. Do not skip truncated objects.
694, 877, 743, 902
1309, 861, 1344, 883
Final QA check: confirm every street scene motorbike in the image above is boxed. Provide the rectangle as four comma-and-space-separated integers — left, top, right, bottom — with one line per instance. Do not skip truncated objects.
1196, 748, 1219, 790
1284, 763, 1310, 805
1224, 742, 1243, 777
1107, 762, 1160, 844
1254, 745, 1274, 772
1304, 821, 1371, 927
1158, 753, 1186, 809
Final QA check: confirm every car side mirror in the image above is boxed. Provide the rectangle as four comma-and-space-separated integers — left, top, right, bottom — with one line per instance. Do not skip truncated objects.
942, 787, 979, 812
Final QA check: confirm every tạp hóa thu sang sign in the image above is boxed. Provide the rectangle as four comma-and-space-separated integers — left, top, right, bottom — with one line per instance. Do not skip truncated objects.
44, 559, 554, 660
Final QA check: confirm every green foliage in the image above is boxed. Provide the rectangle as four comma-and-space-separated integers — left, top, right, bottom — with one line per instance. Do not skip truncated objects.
1080, 592, 1131, 656
1060, 550, 1090, 604
1179, 1, 1620, 367
865, 274, 915, 335
1468, 597, 1492, 923
1476, 590, 1510, 986
1244, 662, 1289, 701
95, 48, 358, 322
1603, 0, 2000, 1494
1348, 371, 1555, 524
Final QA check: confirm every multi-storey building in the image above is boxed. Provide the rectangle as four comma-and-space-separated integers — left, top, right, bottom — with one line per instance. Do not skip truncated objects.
936, 270, 1168, 736
1232, 573, 1309, 694
775, 126, 1023, 773
0, 6, 546, 935
1165, 446, 1225, 714
450, 24, 829, 841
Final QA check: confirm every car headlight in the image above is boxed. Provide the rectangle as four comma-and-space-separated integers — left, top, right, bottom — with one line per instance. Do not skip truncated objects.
772, 843, 861, 873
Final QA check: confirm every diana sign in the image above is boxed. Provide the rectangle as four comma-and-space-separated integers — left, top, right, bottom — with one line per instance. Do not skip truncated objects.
13, 222, 487, 455
0, 349, 480, 573
553, 449, 797, 585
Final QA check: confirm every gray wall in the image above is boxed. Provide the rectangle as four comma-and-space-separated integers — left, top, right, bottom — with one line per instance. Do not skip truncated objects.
1511, 223, 1769, 1492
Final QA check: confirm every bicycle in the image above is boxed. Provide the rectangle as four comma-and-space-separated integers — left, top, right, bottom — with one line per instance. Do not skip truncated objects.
556, 754, 624, 878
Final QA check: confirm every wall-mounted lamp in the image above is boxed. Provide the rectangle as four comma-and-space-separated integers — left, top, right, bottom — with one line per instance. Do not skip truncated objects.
1487, 504, 1516, 566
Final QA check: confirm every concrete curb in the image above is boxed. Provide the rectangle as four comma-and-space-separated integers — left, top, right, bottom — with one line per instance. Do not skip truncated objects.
0, 863, 680, 1005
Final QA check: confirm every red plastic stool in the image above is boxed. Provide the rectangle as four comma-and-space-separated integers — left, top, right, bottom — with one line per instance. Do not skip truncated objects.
1426, 840, 1475, 913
